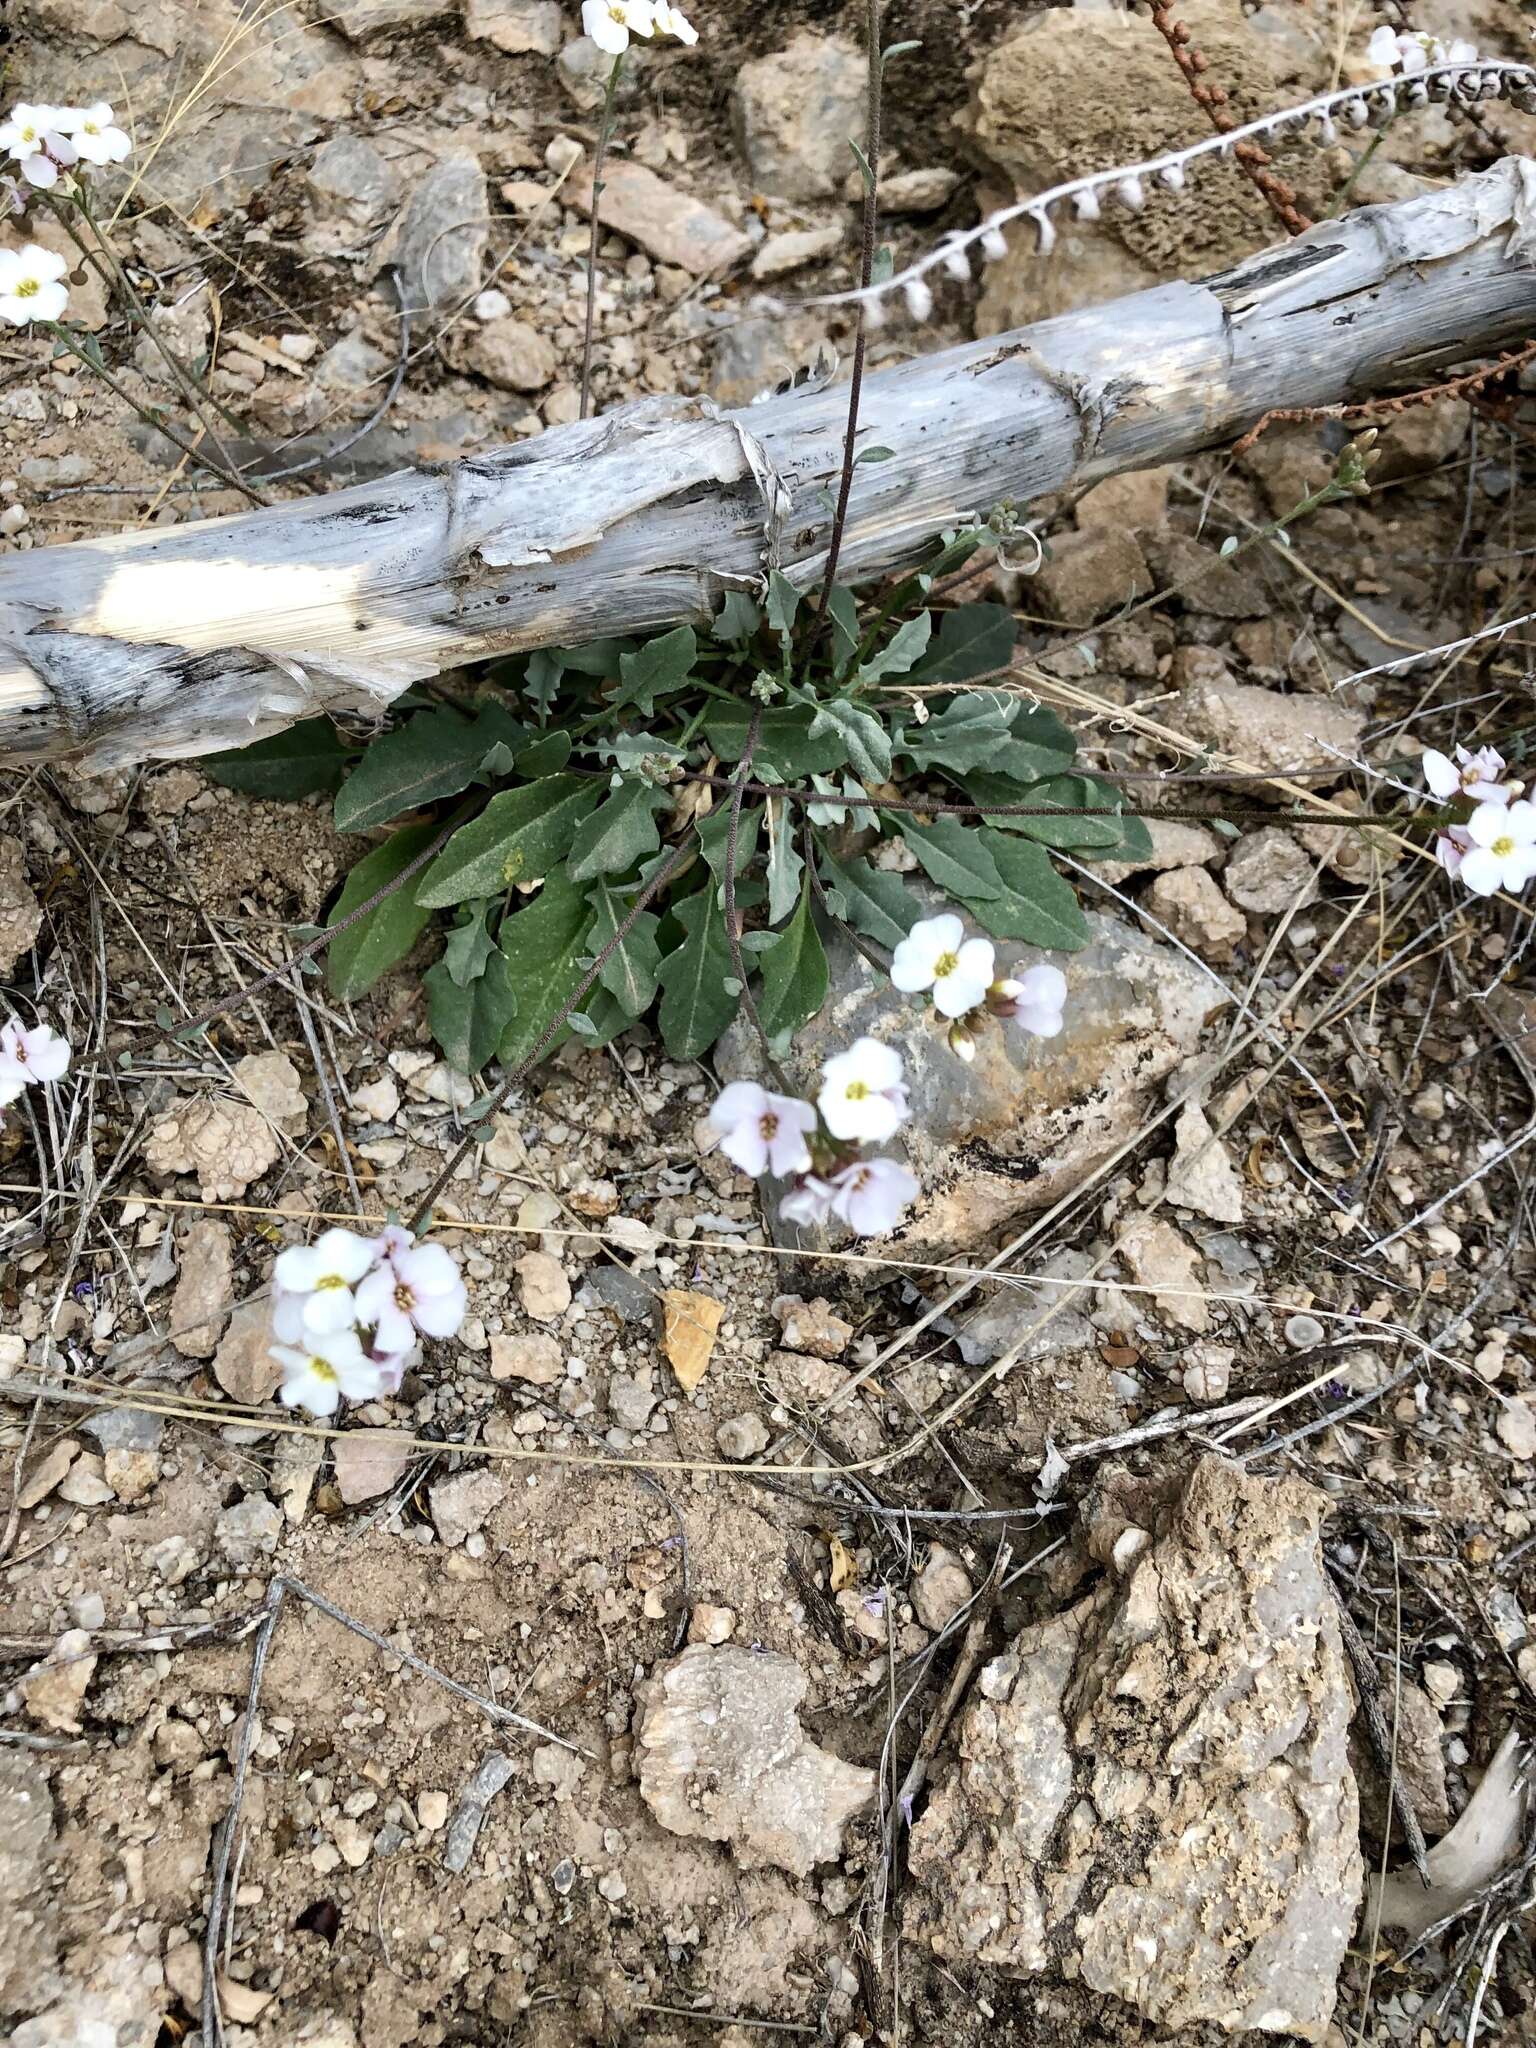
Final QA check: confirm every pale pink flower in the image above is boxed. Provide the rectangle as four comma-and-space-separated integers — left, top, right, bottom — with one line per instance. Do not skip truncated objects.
891, 913, 996, 1019
826, 1157, 919, 1236
818, 1038, 909, 1143
0, 1019, 71, 1102
1423, 745, 1509, 804
1459, 799, 1536, 897
707, 1080, 817, 1178
354, 1226, 467, 1353
778, 1176, 836, 1228
989, 963, 1068, 1038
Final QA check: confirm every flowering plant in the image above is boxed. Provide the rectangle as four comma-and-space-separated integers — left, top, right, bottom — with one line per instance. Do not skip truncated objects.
1423, 747, 1536, 897
0, 1017, 71, 1107
268, 1224, 468, 1415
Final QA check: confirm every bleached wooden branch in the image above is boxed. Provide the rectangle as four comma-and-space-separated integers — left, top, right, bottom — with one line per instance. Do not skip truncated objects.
5, 157, 1536, 772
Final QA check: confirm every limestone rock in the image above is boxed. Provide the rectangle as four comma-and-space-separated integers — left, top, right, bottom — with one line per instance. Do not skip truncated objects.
772, 1294, 851, 1360
1172, 661, 1366, 776
751, 224, 845, 280
1074, 467, 1170, 534
516, 1251, 571, 1321
464, 0, 564, 53
636, 1644, 875, 1875
307, 134, 401, 227
169, 1219, 235, 1358
333, 1430, 414, 1505
489, 1330, 563, 1384
143, 1095, 281, 1203
213, 1295, 283, 1407
386, 154, 489, 312
1095, 816, 1224, 889
721, 906, 1224, 1257
17, 1439, 80, 1511
1144, 866, 1247, 961
1034, 527, 1152, 623
0, 1750, 56, 2011
732, 33, 866, 200
881, 166, 960, 213
334, 0, 450, 34
215, 1494, 282, 1563
21, 1630, 97, 1734
0, 833, 41, 975
905, 1457, 1361, 2040
1164, 1100, 1243, 1225
454, 317, 557, 392
1351, 1678, 1450, 1842
715, 1411, 769, 1461
1117, 1214, 1208, 1332
233, 1050, 307, 1130
429, 1468, 507, 1546
913, 1544, 973, 1634
1144, 531, 1269, 618
569, 160, 750, 276
1224, 828, 1318, 914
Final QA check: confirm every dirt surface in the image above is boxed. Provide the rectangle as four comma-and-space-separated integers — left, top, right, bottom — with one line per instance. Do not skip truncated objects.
6, 3, 1536, 2046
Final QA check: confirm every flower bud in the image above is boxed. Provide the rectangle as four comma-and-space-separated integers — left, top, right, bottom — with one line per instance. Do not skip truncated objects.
979, 225, 1008, 263
947, 1019, 977, 1064
986, 977, 1023, 1018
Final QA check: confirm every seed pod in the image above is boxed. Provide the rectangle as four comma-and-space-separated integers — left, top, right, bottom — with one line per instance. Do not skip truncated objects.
1030, 206, 1056, 256
1073, 183, 1101, 222
979, 225, 1009, 263
1115, 173, 1145, 212
902, 275, 934, 323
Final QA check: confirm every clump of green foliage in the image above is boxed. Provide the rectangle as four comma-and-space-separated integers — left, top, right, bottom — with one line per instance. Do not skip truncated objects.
206, 523, 1149, 1074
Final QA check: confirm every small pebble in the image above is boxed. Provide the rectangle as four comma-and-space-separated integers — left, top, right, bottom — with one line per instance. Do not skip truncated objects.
1283, 1313, 1326, 1351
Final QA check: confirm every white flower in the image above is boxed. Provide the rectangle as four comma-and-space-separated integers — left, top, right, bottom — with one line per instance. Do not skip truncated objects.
890, 913, 996, 1019
1458, 799, 1536, 896
0, 243, 69, 325
826, 1156, 918, 1236
989, 962, 1068, 1038
818, 1037, 909, 1143
1423, 745, 1509, 804
651, 2, 698, 43
0, 104, 77, 187
273, 1226, 377, 1335
779, 1175, 835, 1228
271, 1329, 384, 1418
707, 1080, 817, 1178
0, 1018, 71, 1102
581, 0, 655, 53
354, 1226, 468, 1353
57, 101, 131, 166
1367, 26, 1477, 76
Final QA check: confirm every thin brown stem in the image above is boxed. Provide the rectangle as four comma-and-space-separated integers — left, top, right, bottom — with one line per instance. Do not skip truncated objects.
579, 57, 624, 421
813, 0, 882, 613
1148, 1, 1311, 235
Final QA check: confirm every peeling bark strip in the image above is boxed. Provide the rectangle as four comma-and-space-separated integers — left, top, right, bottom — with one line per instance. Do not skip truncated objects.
4, 159, 1536, 772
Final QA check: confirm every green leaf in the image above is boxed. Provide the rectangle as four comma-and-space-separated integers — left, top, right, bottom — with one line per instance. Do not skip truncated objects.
523, 647, 565, 720
657, 888, 739, 1060
334, 705, 522, 833
417, 776, 599, 907
444, 900, 499, 987
496, 869, 599, 1071
826, 586, 861, 669
808, 699, 892, 782
697, 802, 762, 891
908, 603, 1017, 685
613, 625, 698, 716
766, 570, 801, 641
566, 777, 668, 882
714, 591, 761, 643
586, 880, 663, 1017
895, 814, 1004, 899
882, 37, 921, 65
902, 693, 1017, 775
855, 444, 896, 465
967, 771, 1146, 854
205, 719, 349, 799
816, 848, 912, 950
756, 888, 827, 1043
995, 705, 1078, 781
847, 138, 875, 193
957, 833, 1091, 951
517, 729, 572, 777
426, 949, 518, 1073
707, 704, 846, 779
766, 804, 805, 925
326, 819, 439, 1001
857, 610, 932, 684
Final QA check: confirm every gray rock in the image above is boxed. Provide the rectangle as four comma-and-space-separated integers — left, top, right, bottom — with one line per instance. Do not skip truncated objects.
215, 1494, 283, 1564
429, 1467, 507, 1546
720, 906, 1225, 1257
81, 1405, 164, 1454
1144, 531, 1269, 618
1224, 828, 1318, 914
880, 167, 961, 214
151, 108, 321, 212
386, 154, 489, 312
0, 1750, 56, 2012
912, 1544, 972, 1634
169, 1218, 234, 1359
716, 1412, 769, 1460
751, 224, 845, 280
583, 1265, 654, 1324
557, 34, 649, 111
732, 32, 866, 200
568, 160, 751, 277
464, 0, 564, 53
213, 1296, 283, 1408
307, 134, 400, 223
905, 1457, 1362, 2040
334, 0, 451, 34
709, 308, 829, 408
607, 1376, 658, 1430
636, 1644, 875, 1875
145, 1534, 204, 1585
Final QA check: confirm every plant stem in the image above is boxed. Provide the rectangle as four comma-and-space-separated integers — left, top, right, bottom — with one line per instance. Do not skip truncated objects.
579, 57, 625, 422
42, 323, 264, 507
49, 197, 262, 505
813, 0, 882, 617
721, 706, 792, 1092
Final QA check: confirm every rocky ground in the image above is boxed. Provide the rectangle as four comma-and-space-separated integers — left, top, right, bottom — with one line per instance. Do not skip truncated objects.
5, 2, 1536, 2046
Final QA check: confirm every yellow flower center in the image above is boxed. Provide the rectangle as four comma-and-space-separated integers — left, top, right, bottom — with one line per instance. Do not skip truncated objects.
394, 1280, 414, 1313
933, 950, 959, 979
83, 120, 101, 135
315, 1271, 348, 1291
1491, 833, 1516, 860
758, 1111, 778, 1138
844, 1080, 869, 1102
15, 278, 38, 299
309, 1359, 339, 1383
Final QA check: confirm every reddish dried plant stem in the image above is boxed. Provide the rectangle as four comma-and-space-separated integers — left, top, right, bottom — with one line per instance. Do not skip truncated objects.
1148, 1, 1312, 235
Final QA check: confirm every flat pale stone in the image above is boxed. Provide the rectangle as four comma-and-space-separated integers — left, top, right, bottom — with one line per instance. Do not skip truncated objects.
568, 161, 750, 277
